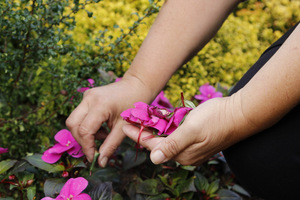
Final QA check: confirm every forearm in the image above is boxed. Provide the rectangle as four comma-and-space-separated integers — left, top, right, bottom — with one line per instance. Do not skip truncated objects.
123, 0, 241, 102
233, 24, 300, 140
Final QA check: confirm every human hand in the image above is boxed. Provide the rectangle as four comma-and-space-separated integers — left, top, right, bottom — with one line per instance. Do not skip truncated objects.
66, 78, 153, 167
123, 94, 254, 166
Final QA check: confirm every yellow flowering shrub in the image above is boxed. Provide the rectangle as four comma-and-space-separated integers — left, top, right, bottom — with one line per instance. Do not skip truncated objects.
71, 0, 300, 104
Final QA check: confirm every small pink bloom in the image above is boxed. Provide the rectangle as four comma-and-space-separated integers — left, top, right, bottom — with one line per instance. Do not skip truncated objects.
77, 78, 95, 93
41, 177, 91, 200
42, 129, 84, 164
151, 91, 174, 111
0, 147, 8, 154
115, 77, 122, 82
194, 83, 222, 103
164, 107, 192, 135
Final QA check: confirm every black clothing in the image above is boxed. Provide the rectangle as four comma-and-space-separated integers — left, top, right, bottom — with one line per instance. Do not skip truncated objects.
223, 22, 300, 200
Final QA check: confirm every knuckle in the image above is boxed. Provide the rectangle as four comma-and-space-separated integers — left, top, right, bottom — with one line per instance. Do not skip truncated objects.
78, 125, 92, 137
164, 138, 180, 157
65, 117, 75, 129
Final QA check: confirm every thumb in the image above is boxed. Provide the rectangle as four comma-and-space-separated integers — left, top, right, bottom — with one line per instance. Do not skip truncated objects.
150, 126, 193, 164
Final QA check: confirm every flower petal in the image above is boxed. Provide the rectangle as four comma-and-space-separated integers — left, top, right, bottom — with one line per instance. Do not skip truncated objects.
55, 129, 76, 146
41, 197, 55, 200
41, 151, 62, 164
0, 147, 8, 154
67, 144, 84, 158
73, 193, 92, 200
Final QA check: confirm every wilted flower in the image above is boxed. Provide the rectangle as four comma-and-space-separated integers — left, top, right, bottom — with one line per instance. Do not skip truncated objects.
194, 83, 222, 103
0, 147, 8, 154
41, 177, 91, 200
120, 102, 168, 135
42, 129, 84, 164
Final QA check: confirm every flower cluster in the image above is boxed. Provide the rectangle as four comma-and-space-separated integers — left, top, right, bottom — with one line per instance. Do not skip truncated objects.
42, 129, 84, 164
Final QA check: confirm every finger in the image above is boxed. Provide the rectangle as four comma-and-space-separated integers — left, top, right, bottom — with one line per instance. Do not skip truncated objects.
78, 108, 107, 162
122, 124, 163, 151
66, 101, 89, 150
98, 120, 127, 167
150, 125, 195, 164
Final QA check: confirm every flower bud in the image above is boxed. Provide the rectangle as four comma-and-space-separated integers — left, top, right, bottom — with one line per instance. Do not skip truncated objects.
62, 171, 69, 178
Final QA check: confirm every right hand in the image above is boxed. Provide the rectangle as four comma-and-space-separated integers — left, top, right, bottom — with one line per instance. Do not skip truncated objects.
66, 77, 153, 167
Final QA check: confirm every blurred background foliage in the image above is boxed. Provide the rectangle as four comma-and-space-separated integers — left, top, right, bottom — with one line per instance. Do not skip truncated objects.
0, 0, 299, 199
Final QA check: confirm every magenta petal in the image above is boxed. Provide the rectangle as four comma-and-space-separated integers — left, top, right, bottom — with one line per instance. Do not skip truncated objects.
87, 78, 94, 87
120, 109, 133, 119
152, 119, 168, 135
77, 87, 90, 93
60, 177, 89, 198
67, 144, 84, 158
194, 94, 208, 101
41, 197, 55, 200
0, 147, 8, 154
55, 129, 76, 146
212, 91, 223, 98
200, 84, 215, 95
41, 148, 62, 164
131, 108, 150, 121
173, 108, 192, 126
73, 193, 92, 200
151, 91, 173, 110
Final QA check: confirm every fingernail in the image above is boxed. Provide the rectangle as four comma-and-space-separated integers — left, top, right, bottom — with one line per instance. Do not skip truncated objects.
151, 150, 167, 164
100, 157, 108, 168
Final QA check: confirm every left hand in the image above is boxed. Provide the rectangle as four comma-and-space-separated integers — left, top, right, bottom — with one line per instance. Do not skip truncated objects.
123, 94, 255, 166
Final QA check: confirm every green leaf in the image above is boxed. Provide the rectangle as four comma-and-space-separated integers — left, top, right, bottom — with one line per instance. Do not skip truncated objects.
44, 178, 65, 197
232, 184, 250, 197
194, 172, 209, 191
112, 193, 123, 200
184, 100, 196, 108
9, 160, 30, 175
146, 193, 170, 200
207, 179, 220, 195
218, 189, 242, 200
24, 154, 65, 173
0, 159, 17, 174
175, 176, 196, 195
123, 149, 146, 170
136, 179, 163, 196
88, 181, 113, 200
26, 185, 36, 200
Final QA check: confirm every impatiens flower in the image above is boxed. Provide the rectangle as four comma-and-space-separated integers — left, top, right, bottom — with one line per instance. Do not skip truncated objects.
164, 107, 192, 135
42, 129, 84, 164
194, 83, 222, 103
41, 177, 91, 200
0, 147, 8, 154
77, 78, 95, 93
151, 91, 174, 111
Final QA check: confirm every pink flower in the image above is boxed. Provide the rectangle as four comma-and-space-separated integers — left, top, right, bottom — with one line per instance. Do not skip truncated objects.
42, 129, 84, 164
41, 177, 91, 200
164, 107, 192, 135
194, 83, 222, 103
0, 147, 8, 154
77, 79, 95, 93
121, 102, 169, 135
151, 91, 174, 111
